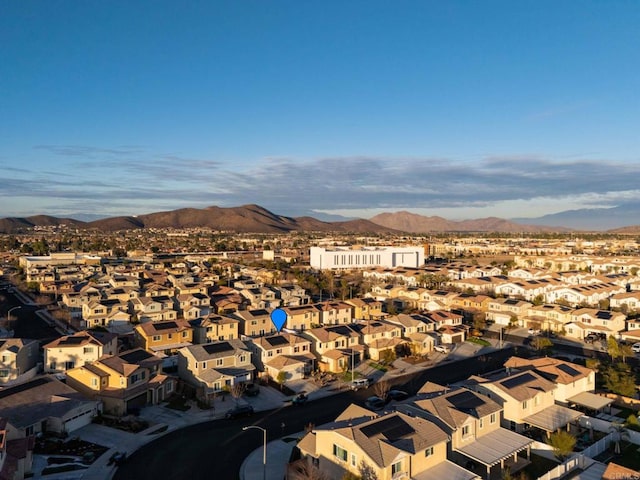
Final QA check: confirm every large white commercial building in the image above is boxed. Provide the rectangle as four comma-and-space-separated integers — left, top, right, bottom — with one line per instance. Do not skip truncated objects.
310, 246, 424, 270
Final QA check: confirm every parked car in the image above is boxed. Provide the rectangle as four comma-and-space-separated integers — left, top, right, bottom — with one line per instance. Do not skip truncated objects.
632, 343, 640, 354
349, 378, 371, 390
225, 404, 254, 419
387, 390, 409, 401
528, 328, 541, 336
365, 396, 386, 411
434, 344, 449, 353
584, 333, 599, 344
291, 393, 308, 405
244, 383, 260, 397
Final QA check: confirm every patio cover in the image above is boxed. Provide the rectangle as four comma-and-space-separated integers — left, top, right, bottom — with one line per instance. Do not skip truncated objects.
523, 404, 583, 432
412, 460, 480, 480
567, 392, 613, 411
455, 428, 533, 467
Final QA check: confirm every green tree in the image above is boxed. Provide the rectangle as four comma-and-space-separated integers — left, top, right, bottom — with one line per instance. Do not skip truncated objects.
276, 371, 287, 390
531, 336, 553, 353
603, 364, 637, 397
548, 430, 576, 460
607, 337, 621, 362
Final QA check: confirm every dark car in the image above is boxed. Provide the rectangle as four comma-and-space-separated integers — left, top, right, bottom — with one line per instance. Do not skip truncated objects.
365, 396, 386, 411
291, 393, 308, 405
387, 390, 409, 401
244, 383, 260, 397
225, 404, 254, 419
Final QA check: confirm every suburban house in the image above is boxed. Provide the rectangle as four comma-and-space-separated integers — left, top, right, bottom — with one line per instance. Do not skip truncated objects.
523, 304, 574, 333
177, 339, 255, 397
281, 305, 321, 332
134, 319, 193, 357
385, 314, 436, 355
65, 348, 175, 416
486, 298, 533, 326
232, 309, 276, 337
44, 331, 118, 374
81, 299, 130, 328
610, 291, 640, 313
190, 314, 240, 343
503, 356, 611, 414
422, 310, 467, 344
0, 416, 35, 480
469, 370, 582, 436
130, 296, 178, 322
398, 386, 533, 480
0, 339, 40, 386
248, 333, 314, 381
175, 293, 211, 320
314, 301, 354, 325
344, 297, 384, 321
350, 320, 405, 361
0, 376, 100, 437
294, 404, 480, 480
564, 308, 626, 340
302, 325, 363, 373
239, 287, 281, 310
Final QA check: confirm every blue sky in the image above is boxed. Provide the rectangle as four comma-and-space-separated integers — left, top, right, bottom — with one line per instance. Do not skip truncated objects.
1, 1, 639, 221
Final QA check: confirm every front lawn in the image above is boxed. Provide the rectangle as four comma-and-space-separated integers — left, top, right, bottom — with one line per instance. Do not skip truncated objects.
467, 337, 491, 347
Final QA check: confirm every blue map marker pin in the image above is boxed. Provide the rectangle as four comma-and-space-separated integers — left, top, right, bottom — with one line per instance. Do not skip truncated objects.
270, 308, 287, 333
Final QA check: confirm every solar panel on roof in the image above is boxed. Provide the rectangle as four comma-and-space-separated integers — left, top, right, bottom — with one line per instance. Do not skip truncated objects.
251, 309, 269, 316
60, 336, 85, 345
360, 416, 415, 441
202, 342, 233, 355
596, 311, 612, 320
501, 372, 536, 389
557, 363, 581, 377
447, 390, 484, 410
0, 377, 50, 400
328, 326, 352, 336
120, 349, 153, 363
266, 336, 289, 346
154, 322, 178, 330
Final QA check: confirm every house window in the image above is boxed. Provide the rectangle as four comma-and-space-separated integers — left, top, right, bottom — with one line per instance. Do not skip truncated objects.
49, 361, 57, 370
391, 461, 403, 475
64, 361, 75, 370
83, 347, 93, 354
425, 446, 434, 457
168, 333, 173, 339
182, 331, 188, 337
522, 400, 528, 410
333, 444, 347, 462
0, 369, 9, 378
91, 378, 98, 387
166, 382, 173, 393
479, 418, 484, 429
240, 355, 246, 363
201, 362, 207, 369
350, 453, 357, 467
490, 413, 497, 424
216, 359, 223, 366
462, 425, 470, 437
152, 335, 161, 341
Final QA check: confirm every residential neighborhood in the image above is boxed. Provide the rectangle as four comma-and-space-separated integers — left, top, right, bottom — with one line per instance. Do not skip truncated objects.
1, 234, 640, 479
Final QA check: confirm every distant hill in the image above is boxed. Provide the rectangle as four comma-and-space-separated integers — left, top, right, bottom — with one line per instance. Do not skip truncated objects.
0, 215, 85, 233
515, 202, 640, 231
369, 211, 567, 233
0, 205, 394, 234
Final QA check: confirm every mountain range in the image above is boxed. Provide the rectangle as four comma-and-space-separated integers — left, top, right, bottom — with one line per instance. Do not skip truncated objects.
0, 203, 639, 234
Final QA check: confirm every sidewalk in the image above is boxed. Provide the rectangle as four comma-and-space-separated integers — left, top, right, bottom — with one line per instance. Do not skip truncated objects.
239, 437, 298, 480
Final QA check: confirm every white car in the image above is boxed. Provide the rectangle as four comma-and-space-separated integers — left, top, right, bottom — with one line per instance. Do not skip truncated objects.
434, 344, 449, 354
632, 343, 640, 354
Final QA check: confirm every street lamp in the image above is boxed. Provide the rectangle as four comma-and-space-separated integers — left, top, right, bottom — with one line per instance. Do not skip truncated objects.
8, 306, 21, 331
242, 425, 267, 480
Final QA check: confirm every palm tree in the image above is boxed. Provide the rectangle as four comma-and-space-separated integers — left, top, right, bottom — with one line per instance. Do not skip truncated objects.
609, 422, 630, 455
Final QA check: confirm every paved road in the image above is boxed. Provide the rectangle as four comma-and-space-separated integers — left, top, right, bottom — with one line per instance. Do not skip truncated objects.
114, 347, 518, 480
1, 289, 59, 343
